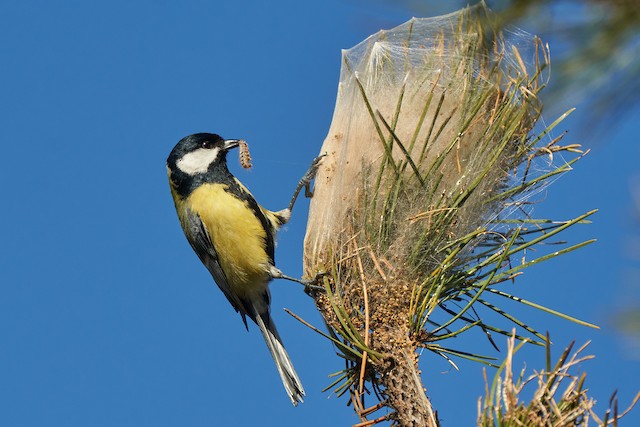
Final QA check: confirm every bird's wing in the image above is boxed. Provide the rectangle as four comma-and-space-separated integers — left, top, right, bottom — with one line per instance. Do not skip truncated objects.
231, 177, 278, 263
183, 208, 251, 327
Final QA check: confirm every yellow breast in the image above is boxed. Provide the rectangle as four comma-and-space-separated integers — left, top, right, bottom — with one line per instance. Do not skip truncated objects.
187, 183, 272, 295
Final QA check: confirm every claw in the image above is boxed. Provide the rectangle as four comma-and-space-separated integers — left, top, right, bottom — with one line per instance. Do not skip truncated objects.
287, 154, 326, 212
303, 271, 328, 296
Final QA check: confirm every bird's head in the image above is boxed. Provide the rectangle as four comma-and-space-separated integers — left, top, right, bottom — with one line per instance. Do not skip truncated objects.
167, 133, 240, 177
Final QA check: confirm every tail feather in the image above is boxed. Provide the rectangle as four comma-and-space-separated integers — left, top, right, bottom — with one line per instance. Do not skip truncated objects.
253, 309, 305, 405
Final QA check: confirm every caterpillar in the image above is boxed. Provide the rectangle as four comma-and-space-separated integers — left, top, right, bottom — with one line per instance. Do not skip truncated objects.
238, 140, 252, 169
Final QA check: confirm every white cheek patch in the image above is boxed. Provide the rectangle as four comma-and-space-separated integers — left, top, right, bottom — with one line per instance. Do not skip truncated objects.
176, 147, 221, 175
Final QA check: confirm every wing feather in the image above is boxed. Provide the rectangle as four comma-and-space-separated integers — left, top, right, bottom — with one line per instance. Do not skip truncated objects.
183, 208, 251, 327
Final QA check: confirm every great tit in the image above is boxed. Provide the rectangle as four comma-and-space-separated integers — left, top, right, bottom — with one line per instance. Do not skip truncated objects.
167, 133, 321, 406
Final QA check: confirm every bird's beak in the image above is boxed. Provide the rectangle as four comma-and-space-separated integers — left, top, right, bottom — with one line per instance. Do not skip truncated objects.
223, 139, 240, 151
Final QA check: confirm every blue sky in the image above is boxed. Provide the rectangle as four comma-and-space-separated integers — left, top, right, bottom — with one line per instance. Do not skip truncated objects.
1, 1, 638, 426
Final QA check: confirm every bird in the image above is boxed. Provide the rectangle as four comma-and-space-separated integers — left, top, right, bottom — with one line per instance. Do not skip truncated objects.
166, 133, 322, 405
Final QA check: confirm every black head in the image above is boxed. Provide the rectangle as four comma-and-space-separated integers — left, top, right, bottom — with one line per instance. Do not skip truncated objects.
167, 133, 240, 176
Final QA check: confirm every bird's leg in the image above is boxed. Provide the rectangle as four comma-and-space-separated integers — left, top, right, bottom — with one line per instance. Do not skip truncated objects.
287, 154, 326, 213
269, 267, 327, 294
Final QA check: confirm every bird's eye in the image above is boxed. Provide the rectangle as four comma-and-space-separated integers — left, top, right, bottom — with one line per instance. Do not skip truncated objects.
201, 141, 211, 149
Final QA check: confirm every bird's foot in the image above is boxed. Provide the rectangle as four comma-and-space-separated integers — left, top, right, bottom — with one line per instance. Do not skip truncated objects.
300, 154, 326, 198
287, 153, 327, 212
303, 272, 328, 296
270, 267, 327, 295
